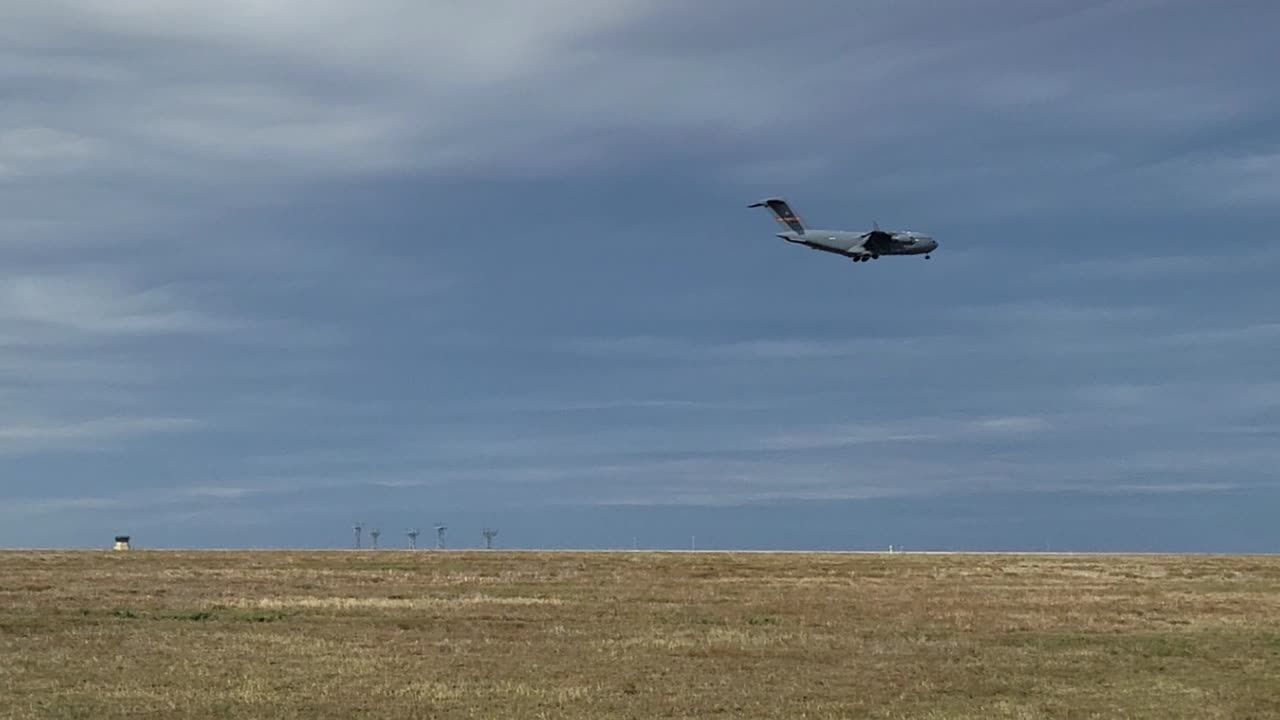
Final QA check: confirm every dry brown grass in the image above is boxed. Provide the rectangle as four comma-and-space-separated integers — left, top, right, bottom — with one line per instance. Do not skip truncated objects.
2, 550, 1279, 718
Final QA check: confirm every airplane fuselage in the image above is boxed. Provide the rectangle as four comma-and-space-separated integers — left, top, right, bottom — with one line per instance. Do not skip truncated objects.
776, 228, 937, 260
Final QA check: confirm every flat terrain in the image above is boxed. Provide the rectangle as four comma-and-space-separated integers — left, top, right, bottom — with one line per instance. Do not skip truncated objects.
2, 551, 1279, 719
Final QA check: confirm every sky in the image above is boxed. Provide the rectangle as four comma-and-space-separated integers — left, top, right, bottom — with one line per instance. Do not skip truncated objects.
2, 0, 1278, 551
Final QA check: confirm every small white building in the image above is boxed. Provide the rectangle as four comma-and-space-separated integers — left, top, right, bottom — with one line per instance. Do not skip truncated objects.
113, 535, 131, 551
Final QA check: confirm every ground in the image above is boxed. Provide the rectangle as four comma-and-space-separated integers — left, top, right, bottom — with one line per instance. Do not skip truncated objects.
2, 550, 1279, 719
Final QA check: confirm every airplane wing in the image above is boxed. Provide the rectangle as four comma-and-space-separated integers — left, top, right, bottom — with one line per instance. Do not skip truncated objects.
860, 230, 894, 255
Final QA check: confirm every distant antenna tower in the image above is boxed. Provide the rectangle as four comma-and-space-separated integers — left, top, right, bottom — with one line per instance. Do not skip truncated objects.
370, 528, 381, 549
407, 528, 420, 550
353, 522, 363, 549
482, 528, 498, 549
434, 524, 447, 549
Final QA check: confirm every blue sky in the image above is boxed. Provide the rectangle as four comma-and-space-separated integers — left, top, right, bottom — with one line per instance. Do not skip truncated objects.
2, 1, 1278, 551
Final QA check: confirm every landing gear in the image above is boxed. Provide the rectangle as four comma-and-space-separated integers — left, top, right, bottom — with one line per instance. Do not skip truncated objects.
925, 254, 931, 259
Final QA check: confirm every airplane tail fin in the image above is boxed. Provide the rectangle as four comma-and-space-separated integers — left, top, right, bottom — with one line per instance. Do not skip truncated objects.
748, 197, 806, 234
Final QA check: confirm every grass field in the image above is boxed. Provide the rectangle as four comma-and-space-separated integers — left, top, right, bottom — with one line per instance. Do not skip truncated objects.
2, 550, 1279, 719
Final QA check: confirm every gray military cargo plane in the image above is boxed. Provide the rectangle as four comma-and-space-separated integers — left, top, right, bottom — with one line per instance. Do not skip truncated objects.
748, 197, 937, 263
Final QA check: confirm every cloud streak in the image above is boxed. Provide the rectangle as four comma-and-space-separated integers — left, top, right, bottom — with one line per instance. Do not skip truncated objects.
0, 414, 201, 456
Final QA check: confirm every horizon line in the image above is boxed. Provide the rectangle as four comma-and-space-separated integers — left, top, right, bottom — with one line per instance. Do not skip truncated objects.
2, 547, 1277, 557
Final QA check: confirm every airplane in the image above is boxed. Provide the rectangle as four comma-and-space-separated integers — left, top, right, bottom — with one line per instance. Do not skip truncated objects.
748, 197, 937, 263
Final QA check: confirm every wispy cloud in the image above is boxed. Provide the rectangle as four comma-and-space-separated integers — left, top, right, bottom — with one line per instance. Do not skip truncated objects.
0, 415, 201, 456
1045, 247, 1280, 281
0, 271, 230, 338
759, 415, 1051, 452
3, 0, 1269, 209
2, 0, 656, 184
1158, 151, 1280, 207
0, 127, 104, 179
